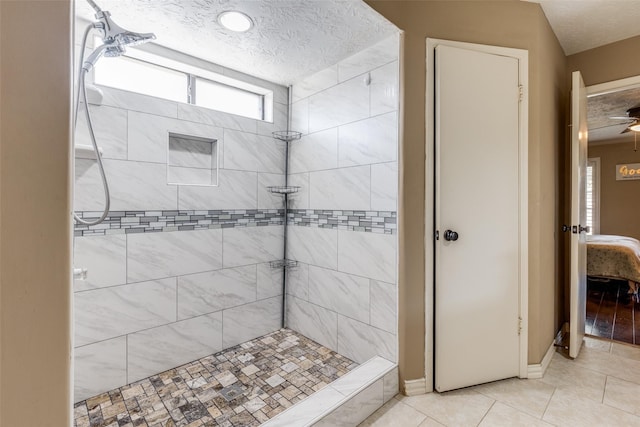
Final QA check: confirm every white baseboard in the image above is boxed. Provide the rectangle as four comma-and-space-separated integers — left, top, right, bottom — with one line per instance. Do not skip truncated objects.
527, 339, 556, 379
403, 378, 427, 396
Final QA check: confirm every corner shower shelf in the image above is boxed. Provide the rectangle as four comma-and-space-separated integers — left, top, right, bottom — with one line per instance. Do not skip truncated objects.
270, 259, 298, 269
272, 130, 302, 142
267, 186, 301, 195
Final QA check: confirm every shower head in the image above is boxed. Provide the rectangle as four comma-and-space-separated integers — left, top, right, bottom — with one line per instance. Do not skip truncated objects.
82, 42, 125, 72
82, 1, 156, 72
95, 10, 156, 49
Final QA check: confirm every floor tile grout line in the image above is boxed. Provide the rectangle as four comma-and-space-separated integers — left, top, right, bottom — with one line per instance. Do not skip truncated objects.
541, 387, 557, 423
490, 397, 548, 422
576, 359, 640, 388
400, 395, 454, 427
599, 375, 640, 419
475, 400, 496, 426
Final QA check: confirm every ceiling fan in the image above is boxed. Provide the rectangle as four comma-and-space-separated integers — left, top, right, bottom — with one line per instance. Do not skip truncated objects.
610, 106, 640, 133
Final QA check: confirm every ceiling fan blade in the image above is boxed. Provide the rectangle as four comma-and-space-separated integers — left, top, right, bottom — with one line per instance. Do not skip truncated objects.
610, 116, 634, 120
621, 127, 632, 134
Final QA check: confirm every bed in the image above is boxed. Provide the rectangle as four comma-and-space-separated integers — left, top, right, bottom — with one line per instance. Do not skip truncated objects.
587, 234, 640, 301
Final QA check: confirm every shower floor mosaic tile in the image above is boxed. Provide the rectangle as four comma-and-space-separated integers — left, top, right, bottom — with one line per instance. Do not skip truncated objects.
73, 329, 357, 427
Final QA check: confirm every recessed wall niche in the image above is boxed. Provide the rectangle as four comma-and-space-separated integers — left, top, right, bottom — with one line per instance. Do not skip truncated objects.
167, 133, 218, 186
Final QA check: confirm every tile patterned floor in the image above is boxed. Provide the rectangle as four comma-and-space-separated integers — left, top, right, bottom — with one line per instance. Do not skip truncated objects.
74, 329, 357, 427
360, 336, 640, 426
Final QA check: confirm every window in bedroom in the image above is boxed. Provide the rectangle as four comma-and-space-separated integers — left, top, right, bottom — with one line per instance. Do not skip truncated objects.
586, 157, 601, 235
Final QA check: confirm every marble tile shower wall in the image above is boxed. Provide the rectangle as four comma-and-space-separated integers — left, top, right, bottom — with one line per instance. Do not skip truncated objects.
285, 35, 399, 366
73, 71, 289, 402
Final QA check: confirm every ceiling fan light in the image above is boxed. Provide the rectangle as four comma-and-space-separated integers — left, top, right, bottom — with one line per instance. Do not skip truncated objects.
629, 122, 640, 132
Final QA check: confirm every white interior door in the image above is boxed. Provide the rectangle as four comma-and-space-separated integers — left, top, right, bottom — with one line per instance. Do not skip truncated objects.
569, 71, 588, 359
435, 44, 522, 392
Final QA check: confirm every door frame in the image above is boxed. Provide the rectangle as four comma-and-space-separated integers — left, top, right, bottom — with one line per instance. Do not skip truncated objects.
424, 38, 529, 391
569, 71, 588, 358
587, 74, 640, 98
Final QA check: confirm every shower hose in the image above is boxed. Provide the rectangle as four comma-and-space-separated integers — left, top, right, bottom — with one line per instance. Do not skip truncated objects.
73, 23, 111, 226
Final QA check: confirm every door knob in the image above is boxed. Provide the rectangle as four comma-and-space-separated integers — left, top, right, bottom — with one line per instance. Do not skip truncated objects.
444, 229, 459, 241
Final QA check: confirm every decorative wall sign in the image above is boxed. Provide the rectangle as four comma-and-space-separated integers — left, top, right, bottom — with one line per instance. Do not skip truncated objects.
616, 163, 640, 180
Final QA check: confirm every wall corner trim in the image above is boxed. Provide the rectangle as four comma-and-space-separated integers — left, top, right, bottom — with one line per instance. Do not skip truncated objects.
403, 378, 427, 396
526, 339, 556, 379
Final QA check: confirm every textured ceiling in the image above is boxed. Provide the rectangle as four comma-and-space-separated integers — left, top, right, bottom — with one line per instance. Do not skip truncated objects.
524, 0, 640, 144
588, 87, 640, 144
527, 0, 640, 55
76, 0, 398, 85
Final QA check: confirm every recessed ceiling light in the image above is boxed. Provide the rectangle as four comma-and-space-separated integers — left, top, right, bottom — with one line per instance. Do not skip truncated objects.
218, 11, 253, 32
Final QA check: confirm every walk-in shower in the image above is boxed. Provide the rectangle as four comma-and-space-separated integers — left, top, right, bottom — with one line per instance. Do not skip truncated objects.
74, 0, 155, 226
72, 1, 400, 425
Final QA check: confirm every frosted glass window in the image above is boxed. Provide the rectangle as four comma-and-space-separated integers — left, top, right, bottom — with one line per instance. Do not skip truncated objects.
195, 78, 263, 120
94, 56, 188, 103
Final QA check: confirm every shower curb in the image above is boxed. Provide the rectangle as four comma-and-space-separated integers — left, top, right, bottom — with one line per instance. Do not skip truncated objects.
262, 356, 397, 427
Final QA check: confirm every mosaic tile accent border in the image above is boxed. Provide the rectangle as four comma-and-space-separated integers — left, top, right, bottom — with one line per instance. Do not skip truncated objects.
74, 209, 284, 237
287, 209, 397, 234
73, 329, 357, 427
75, 209, 398, 236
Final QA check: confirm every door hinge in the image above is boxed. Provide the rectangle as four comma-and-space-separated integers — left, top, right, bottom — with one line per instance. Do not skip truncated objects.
518, 316, 523, 335
518, 85, 524, 102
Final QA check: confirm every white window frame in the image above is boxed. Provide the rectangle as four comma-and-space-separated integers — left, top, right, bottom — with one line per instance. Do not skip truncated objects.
91, 42, 273, 122
193, 76, 265, 120
93, 55, 190, 104
587, 157, 601, 235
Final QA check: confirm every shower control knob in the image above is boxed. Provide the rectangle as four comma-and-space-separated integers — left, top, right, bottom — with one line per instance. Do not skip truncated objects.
444, 229, 459, 241
73, 267, 88, 280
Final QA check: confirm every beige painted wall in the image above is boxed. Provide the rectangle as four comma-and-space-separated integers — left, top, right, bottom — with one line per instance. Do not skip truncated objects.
588, 142, 640, 240
366, 1, 567, 385
535, 5, 568, 360
0, 0, 3, 412
0, 1, 72, 426
568, 35, 640, 87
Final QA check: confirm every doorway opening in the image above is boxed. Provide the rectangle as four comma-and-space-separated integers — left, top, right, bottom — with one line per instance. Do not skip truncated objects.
578, 75, 640, 348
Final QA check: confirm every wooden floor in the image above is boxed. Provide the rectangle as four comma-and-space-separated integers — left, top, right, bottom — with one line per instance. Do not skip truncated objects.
587, 278, 640, 345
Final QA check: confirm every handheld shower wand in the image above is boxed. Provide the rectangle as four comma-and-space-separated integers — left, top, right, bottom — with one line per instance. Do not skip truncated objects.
74, 0, 156, 226
83, 1, 156, 71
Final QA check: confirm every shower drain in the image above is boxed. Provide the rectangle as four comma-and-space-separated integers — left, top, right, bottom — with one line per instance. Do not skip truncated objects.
219, 383, 247, 402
